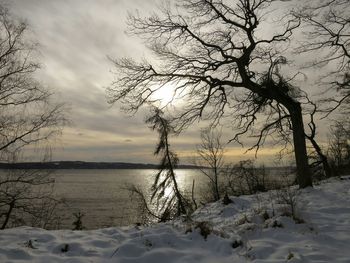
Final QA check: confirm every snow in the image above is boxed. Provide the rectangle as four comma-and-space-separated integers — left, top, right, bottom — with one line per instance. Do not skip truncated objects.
1, 177, 349, 262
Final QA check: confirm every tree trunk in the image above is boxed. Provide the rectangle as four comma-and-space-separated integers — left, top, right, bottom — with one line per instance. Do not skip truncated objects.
1, 201, 15, 229
164, 136, 186, 215
214, 164, 220, 201
289, 103, 313, 188
308, 136, 334, 178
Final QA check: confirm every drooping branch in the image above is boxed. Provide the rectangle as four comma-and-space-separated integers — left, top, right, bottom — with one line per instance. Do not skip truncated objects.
146, 108, 187, 219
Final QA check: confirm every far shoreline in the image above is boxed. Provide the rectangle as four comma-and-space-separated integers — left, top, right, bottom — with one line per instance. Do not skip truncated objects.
0, 161, 202, 170
0, 161, 294, 170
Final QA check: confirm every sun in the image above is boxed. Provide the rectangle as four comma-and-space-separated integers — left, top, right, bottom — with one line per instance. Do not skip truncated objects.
153, 88, 174, 105
151, 83, 182, 107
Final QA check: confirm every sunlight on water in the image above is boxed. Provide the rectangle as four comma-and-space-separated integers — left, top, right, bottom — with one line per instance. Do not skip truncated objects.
163, 185, 173, 197
49, 169, 204, 229
1, 167, 293, 229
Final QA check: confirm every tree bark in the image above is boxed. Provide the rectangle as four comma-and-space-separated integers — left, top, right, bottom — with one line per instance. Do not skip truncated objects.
289, 103, 313, 188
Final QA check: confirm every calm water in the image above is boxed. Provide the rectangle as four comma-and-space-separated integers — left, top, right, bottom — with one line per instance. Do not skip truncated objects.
3, 168, 293, 229
53, 169, 205, 229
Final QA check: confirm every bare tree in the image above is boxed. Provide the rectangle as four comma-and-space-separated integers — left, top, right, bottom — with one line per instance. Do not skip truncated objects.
108, 0, 313, 188
0, 5, 65, 229
196, 128, 224, 202
296, 0, 350, 114
304, 97, 334, 179
146, 108, 187, 220
0, 5, 64, 156
295, 1, 350, 177
0, 168, 62, 229
327, 118, 350, 173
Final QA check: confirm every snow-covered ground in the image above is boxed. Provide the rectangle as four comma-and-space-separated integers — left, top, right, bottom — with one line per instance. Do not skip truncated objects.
1, 177, 349, 262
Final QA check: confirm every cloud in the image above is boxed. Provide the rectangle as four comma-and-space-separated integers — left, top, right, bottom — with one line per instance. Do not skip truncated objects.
8, 0, 162, 162
7, 0, 335, 164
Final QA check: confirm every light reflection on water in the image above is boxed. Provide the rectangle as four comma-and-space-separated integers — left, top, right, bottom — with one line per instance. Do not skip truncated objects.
52, 169, 205, 229
2, 168, 293, 229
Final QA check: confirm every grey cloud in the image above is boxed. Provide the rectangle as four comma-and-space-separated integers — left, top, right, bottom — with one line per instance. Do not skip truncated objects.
7, 0, 335, 164
8, 0, 161, 162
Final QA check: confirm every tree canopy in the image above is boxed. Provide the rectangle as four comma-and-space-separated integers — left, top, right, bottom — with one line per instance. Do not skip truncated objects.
108, 0, 315, 187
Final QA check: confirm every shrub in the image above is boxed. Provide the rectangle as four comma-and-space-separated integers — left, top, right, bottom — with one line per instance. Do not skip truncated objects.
72, 212, 85, 230
194, 221, 212, 240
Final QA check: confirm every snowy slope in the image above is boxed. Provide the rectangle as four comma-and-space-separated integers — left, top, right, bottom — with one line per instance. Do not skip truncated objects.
0, 177, 349, 263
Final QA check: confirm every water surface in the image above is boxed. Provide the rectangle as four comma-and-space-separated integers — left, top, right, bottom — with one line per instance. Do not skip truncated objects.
53, 169, 204, 229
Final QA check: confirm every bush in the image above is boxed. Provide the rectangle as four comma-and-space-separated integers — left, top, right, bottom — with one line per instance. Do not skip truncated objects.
72, 212, 85, 230
194, 221, 212, 240
224, 160, 268, 195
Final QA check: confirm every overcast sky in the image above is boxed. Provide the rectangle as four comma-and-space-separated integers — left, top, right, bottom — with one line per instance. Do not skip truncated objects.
8, 0, 334, 165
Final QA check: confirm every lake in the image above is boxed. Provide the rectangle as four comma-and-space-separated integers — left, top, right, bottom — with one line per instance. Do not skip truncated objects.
3, 167, 294, 230
53, 169, 206, 229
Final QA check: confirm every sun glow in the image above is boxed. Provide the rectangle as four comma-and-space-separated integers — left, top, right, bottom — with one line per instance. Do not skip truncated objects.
153, 88, 175, 105
151, 83, 183, 107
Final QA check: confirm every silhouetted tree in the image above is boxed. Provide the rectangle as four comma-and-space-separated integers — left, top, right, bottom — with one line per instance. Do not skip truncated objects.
296, 0, 350, 114
0, 167, 62, 229
0, 5, 64, 156
146, 108, 187, 220
327, 118, 350, 173
108, 0, 313, 188
0, 4, 65, 229
304, 97, 334, 179
196, 128, 224, 201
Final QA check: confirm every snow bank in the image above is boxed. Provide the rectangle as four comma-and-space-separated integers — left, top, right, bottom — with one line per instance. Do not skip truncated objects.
1, 177, 349, 262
